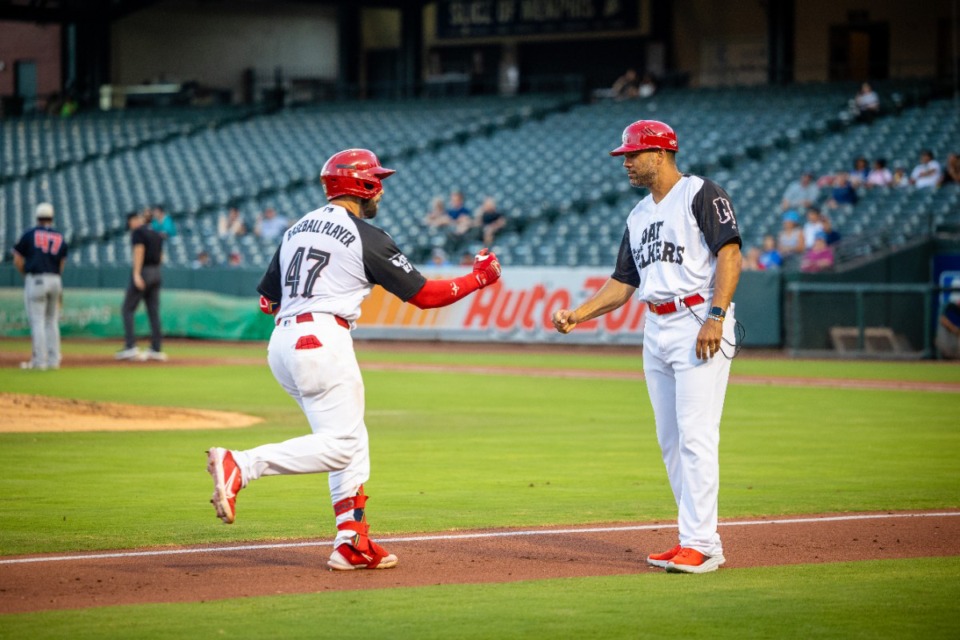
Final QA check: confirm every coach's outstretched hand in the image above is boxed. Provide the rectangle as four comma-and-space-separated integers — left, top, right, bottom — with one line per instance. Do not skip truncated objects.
472, 249, 502, 288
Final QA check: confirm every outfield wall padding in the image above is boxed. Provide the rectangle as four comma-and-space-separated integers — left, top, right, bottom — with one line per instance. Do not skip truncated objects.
0, 266, 781, 345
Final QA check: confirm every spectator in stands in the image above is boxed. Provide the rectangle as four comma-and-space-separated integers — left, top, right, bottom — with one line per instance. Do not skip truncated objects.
475, 196, 507, 246
802, 206, 825, 247
742, 246, 761, 271
638, 72, 657, 99
853, 82, 880, 123
777, 211, 805, 258
228, 251, 243, 268
60, 95, 78, 118
255, 207, 289, 241
891, 166, 911, 189
824, 171, 858, 208
820, 215, 842, 246
423, 197, 452, 229
849, 156, 870, 187
935, 296, 960, 359
218, 207, 248, 237
866, 158, 893, 188
611, 68, 640, 100
941, 153, 960, 186
150, 205, 177, 239
758, 234, 783, 270
800, 233, 835, 273
445, 190, 475, 236
191, 250, 211, 269
429, 248, 450, 267
780, 171, 819, 212
459, 251, 474, 266
910, 150, 943, 189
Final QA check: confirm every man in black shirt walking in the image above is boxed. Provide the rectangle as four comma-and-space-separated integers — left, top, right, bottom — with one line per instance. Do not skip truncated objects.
116, 211, 167, 361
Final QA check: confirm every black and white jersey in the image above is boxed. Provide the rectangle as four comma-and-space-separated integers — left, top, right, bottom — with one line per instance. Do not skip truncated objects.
257, 204, 426, 323
611, 175, 741, 302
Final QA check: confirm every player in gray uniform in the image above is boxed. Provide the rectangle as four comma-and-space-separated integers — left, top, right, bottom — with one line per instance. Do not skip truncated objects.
206, 148, 502, 571
13, 203, 68, 370
552, 120, 742, 574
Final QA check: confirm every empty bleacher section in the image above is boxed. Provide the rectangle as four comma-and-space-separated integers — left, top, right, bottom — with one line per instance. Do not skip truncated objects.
2, 80, 956, 272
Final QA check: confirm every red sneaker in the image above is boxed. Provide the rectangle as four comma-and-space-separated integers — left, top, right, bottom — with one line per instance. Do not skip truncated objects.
207, 448, 242, 524
666, 547, 726, 574
646, 544, 681, 568
328, 537, 398, 571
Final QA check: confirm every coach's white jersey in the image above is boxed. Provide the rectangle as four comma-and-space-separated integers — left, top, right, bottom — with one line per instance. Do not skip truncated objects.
257, 204, 425, 324
611, 175, 740, 302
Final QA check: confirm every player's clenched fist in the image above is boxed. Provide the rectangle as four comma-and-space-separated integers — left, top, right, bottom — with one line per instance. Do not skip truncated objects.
472, 248, 502, 288
552, 309, 577, 334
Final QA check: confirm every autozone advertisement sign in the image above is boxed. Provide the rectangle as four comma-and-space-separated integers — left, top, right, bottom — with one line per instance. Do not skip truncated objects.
355, 267, 646, 344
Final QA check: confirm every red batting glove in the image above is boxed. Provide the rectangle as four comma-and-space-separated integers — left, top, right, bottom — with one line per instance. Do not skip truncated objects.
259, 295, 280, 315
472, 249, 502, 288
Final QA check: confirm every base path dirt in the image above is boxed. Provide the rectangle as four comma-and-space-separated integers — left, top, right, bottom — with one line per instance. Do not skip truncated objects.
0, 393, 262, 433
1, 511, 957, 614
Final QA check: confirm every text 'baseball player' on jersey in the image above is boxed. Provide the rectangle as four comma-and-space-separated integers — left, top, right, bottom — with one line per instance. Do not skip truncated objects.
552, 120, 742, 574
206, 148, 502, 571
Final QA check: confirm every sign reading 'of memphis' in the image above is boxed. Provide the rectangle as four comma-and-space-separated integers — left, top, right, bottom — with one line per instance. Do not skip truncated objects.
436, 0, 645, 39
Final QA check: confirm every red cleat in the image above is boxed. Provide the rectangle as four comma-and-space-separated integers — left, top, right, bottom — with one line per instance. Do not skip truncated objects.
207, 447, 242, 524
666, 547, 726, 574
328, 537, 398, 571
646, 544, 682, 568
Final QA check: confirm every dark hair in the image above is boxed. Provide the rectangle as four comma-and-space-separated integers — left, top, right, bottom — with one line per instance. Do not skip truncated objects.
922, 149, 934, 158
126, 212, 140, 224
875, 158, 887, 168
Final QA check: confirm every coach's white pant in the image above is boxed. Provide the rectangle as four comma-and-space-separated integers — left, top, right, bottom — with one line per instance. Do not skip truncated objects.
643, 302, 735, 558
233, 314, 370, 524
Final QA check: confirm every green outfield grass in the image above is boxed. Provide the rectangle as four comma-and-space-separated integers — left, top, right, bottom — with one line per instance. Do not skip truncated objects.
0, 338, 957, 637
1, 558, 957, 639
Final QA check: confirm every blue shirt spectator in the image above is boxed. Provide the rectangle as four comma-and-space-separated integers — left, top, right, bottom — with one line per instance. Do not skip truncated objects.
758, 234, 783, 270
150, 205, 177, 238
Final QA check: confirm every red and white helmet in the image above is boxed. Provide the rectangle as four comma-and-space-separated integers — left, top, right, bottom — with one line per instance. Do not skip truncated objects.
320, 148, 396, 200
609, 120, 678, 156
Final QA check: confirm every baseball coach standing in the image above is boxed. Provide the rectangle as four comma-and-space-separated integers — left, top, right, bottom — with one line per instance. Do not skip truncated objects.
552, 120, 742, 574
13, 202, 68, 370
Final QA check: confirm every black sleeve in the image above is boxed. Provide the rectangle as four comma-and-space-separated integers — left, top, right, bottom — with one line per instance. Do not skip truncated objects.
130, 227, 145, 247
257, 243, 283, 302
610, 227, 640, 288
357, 223, 427, 302
14, 231, 31, 257
691, 179, 742, 254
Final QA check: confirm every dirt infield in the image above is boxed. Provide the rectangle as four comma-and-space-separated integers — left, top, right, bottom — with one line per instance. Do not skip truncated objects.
1, 511, 958, 614
0, 393, 262, 433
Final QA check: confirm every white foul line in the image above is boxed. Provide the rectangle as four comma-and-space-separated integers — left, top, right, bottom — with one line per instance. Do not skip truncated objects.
2, 512, 958, 566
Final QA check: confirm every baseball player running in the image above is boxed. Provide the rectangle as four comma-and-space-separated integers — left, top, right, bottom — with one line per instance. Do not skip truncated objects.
552, 120, 742, 574
207, 148, 502, 571
12, 203, 68, 370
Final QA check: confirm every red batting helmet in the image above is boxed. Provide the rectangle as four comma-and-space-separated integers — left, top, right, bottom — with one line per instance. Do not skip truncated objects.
609, 120, 678, 156
321, 149, 396, 200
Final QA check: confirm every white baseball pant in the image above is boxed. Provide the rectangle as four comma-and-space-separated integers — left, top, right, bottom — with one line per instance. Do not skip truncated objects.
231, 313, 370, 545
24, 273, 62, 368
642, 300, 735, 557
